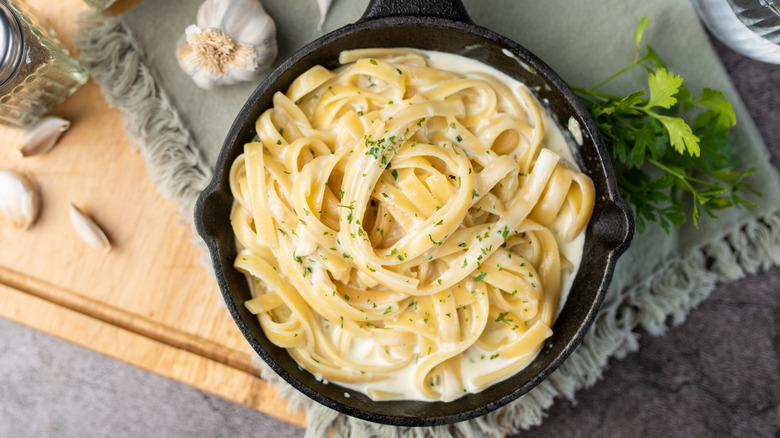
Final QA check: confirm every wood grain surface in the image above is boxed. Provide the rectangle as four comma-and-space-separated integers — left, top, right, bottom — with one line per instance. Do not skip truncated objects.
0, 0, 305, 428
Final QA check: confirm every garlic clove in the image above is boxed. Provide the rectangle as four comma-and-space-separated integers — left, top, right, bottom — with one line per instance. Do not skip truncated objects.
194, 0, 227, 29
177, 0, 277, 90
69, 203, 111, 252
18, 116, 71, 157
316, 0, 334, 30
200, 0, 274, 45
0, 170, 40, 230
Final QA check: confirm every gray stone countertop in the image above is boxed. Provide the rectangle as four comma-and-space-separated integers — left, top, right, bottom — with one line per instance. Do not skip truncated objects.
1, 36, 778, 438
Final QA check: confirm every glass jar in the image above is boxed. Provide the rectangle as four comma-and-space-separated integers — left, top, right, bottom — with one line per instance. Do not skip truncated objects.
0, 0, 88, 129
693, 0, 780, 64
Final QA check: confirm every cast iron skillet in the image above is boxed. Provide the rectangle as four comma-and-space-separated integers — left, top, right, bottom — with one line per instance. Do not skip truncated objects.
195, 0, 634, 426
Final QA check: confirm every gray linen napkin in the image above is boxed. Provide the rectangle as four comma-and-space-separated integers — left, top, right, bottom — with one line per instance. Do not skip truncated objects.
75, 0, 780, 436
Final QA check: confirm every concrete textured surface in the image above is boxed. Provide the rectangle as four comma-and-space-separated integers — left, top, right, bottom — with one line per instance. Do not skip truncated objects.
1, 35, 778, 438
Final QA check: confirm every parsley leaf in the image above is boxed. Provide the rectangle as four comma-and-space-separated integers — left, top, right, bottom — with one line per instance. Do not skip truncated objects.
653, 113, 699, 156
573, 17, 758, 234
645, 68, 683, 111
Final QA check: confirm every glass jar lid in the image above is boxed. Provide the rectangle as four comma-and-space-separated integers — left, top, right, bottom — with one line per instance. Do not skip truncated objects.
0, 2, 24, 88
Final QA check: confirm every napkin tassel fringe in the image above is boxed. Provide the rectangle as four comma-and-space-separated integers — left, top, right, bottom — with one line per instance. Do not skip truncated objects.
73, 12, 213, 267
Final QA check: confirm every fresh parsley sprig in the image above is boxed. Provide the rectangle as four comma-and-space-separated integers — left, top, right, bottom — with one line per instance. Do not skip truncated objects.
573, 17, 758, 234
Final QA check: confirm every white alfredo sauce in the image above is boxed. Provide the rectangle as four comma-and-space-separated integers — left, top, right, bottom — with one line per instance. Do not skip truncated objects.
304, 50, 587, 401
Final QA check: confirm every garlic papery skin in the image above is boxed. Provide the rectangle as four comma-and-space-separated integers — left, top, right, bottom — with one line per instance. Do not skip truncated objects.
18, 116, 71, 157
0, 170, 40, 230
176, 0, 278, 90
69, 203, 111, 252
317, 0, 333, 30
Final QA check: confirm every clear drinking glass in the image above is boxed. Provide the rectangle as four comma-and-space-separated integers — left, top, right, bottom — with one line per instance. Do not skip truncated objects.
693, 0, 780, 64
0, 0, 88, 129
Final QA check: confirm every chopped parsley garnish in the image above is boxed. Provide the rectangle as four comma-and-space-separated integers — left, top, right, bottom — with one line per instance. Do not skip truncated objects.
472, 272, 487, 282
495, 312, 513, 325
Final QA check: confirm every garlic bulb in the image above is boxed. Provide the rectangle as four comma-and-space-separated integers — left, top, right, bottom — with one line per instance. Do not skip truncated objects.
176, 0, 278, 89
0, 170, 40, 230
18, 116, 71, 157
69, 203, 111, 252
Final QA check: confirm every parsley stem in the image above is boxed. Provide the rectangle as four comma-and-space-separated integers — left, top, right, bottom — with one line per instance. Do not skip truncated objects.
648, 159, 707, 187
570, 86, 624, 101
584, 59, 642, 92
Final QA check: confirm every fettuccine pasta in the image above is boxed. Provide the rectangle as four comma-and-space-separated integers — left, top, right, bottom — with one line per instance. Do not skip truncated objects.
229, 48, 594, 401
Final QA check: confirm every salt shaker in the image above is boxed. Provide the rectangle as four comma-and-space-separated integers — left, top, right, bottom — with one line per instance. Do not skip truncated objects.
0, 0, 87, 129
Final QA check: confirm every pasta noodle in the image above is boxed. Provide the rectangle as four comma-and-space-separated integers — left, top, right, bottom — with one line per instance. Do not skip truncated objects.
229, 48, 595, 401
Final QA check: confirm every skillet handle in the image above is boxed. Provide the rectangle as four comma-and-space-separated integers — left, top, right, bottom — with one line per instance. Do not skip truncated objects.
593, 196, 635, 258
360, 0, 473, 23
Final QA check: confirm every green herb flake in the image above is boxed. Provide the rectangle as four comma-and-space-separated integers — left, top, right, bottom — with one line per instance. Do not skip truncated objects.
495, 312, 512, 325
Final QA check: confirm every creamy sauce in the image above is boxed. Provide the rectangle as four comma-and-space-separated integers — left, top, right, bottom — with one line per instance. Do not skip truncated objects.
315, 50, 587, 401
568, 116, 584, 146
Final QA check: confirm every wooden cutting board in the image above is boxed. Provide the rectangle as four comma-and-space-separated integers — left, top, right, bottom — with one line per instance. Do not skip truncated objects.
0, 0, 305, 429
